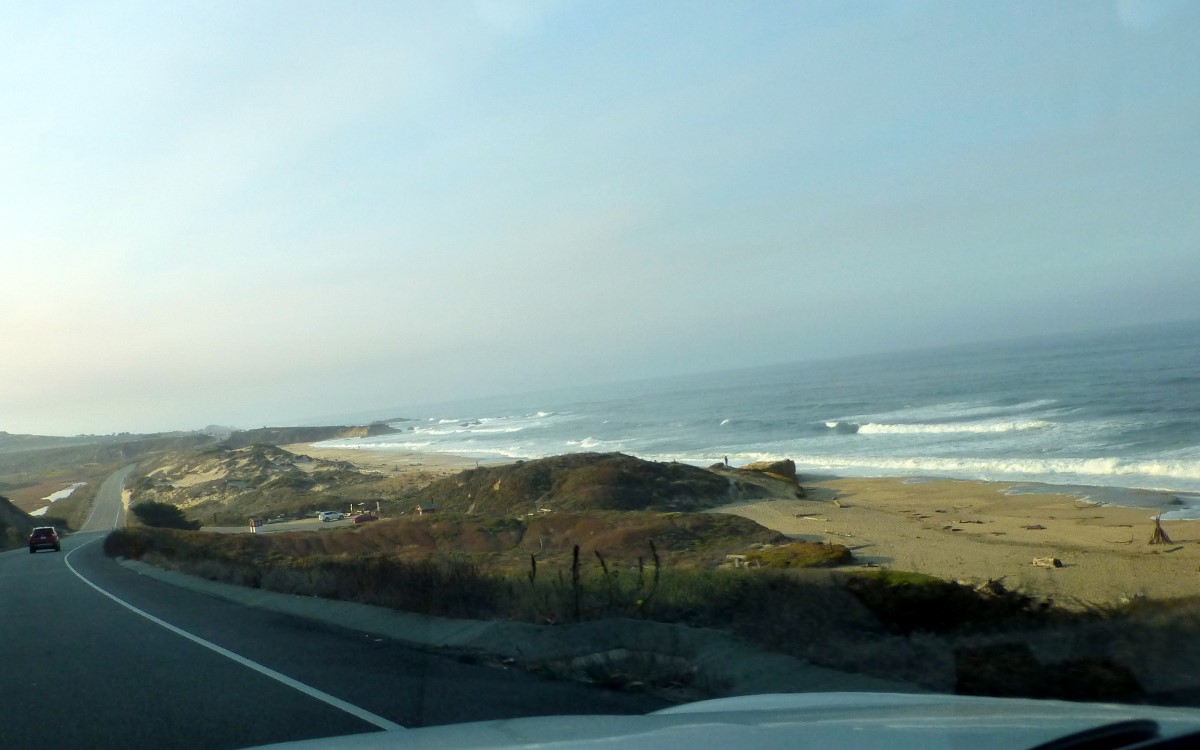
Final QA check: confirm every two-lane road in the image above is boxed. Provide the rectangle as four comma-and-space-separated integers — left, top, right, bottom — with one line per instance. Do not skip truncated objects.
78, 462, 133, 532
1, 467, 661, 750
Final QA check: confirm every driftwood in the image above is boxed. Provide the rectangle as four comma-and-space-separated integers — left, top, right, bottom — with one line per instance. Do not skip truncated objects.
1149, 514, 1172, 545
1033, 557, 1063, 568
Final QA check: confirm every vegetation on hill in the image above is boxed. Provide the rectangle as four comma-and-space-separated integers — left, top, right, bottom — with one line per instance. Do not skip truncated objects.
105, 521, 859, 660
0, 495, 37, 549
128, 449, 803, 527
130, 444, 396, 524
0, 434, 213, 477
111, 510, 793, 567
136, 444, 331, 511
0, 432, 217, 548
219, 423, 398, 449
131, 500, 201, 530
406, 452, 787, 515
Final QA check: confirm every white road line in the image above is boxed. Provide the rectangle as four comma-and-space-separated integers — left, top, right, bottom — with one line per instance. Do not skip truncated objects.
63, 538, 404, 733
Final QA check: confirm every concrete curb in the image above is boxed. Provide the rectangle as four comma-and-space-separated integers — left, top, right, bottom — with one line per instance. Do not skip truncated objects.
118, 558, 923, 697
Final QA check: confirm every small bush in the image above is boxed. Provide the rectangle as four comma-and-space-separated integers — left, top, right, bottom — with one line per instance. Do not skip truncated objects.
843, 570, 1045, 634
131, 500, 201, 530
954, 643, 1142, 702
480, 516, 525, 534
104, 528, 154, 558
743, 541, 852, 568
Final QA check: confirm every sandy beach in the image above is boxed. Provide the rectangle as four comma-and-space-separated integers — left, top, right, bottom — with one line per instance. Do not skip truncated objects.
285, 443, 1199, 605
281, 443, 503, 479
716, 477, 1200, 605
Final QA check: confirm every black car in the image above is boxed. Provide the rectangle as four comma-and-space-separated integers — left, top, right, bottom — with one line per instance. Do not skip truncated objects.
29, 526, 61, 553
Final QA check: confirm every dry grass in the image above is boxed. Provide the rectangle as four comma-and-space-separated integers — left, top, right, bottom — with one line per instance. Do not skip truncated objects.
103, 525, 1200, 705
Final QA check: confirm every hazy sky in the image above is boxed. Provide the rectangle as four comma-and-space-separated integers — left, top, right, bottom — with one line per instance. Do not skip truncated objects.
2, 1, 1197, 435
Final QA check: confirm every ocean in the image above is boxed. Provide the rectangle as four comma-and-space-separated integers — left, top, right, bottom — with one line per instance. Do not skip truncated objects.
318, 319, 1200, 516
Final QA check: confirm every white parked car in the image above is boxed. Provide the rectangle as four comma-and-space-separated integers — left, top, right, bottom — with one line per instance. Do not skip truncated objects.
318, 511, 345, 522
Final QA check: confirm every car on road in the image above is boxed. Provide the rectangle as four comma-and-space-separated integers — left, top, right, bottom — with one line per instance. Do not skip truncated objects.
318, 511, 345, 522
352, 513, 378, 524
29, 526, 61, 553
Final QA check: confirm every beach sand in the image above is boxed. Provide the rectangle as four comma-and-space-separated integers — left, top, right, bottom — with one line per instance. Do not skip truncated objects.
281, 443, 502, 479
715, 477, 1200, 605
283, 443, 1199, 605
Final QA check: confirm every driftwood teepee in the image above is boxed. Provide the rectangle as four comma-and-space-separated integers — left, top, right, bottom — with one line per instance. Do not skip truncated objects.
1149, 514, 1172, 545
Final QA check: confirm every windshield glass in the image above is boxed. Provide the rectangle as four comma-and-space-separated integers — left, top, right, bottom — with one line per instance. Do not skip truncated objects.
2, 2, 1198, 749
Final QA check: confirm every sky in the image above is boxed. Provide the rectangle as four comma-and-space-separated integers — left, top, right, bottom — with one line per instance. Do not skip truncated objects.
1, 0, 1197, 436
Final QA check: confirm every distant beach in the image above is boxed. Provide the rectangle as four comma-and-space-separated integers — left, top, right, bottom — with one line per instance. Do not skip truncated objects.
283, 443, 504, 477
290, 442, 1199, 605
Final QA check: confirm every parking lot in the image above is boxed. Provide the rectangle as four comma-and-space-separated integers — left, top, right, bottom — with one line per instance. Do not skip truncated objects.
203, 515, 359, 534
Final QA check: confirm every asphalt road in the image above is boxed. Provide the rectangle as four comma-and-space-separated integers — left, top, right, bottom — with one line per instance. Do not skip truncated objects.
1, 466, 662, 750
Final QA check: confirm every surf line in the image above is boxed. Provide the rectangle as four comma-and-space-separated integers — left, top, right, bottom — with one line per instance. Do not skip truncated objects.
63, 538, 404, 732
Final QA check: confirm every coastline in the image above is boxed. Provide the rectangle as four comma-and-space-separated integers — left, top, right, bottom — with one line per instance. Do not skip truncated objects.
286, 443, 1200, 604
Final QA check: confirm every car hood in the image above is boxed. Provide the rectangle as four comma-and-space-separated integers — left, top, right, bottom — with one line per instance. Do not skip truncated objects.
248, 692, 1200, 750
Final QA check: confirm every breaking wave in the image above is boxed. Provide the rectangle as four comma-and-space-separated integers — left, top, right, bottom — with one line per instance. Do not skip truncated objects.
824, 420, 1053, 435
566, 436, 629, 450
836, 399, 1060, 425
788, 454, 1200, 489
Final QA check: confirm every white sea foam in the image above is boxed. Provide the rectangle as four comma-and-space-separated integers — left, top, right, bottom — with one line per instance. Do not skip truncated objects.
822, 419, 1053, 435
317, 440, 435, 450
416, 426, 523, 436
855, 420, 1054, 435
566, 437, 628, 450
787, 454, 1200, 490
720, 419, 732, 426
419, 411, 561, 431
838, 399, 1059, 425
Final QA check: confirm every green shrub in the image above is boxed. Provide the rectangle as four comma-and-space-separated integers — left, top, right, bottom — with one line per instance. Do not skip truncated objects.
743, 542, 852, 568
843, 570, 1044, 634
130, 500, 201, 530
480, 516, 525, 534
